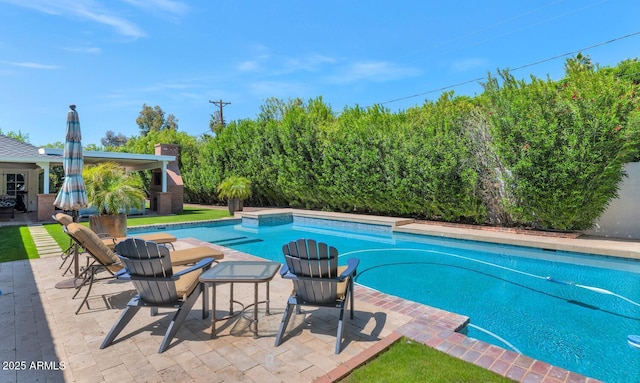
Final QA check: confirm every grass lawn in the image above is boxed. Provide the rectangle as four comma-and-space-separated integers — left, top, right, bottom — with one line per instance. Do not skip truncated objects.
0, 226, 38, 263
3, 206, 231, 263
127, 206, 230, 226
341, 337, 513, 383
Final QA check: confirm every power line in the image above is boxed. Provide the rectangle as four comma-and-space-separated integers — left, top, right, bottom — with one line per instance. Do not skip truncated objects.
379, 30, 640, 106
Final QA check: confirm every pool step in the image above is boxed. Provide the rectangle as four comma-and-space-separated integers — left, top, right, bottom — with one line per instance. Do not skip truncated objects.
210, 236, 247, 244
211, 236, 263, 247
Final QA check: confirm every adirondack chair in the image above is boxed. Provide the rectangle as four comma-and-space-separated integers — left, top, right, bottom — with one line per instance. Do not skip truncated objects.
64, 222, 223, 315
275, 239, 359, 354
101, 238, 215, 353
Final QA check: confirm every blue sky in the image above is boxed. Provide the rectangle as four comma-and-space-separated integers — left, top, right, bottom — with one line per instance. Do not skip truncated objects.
0, 0, 638, 147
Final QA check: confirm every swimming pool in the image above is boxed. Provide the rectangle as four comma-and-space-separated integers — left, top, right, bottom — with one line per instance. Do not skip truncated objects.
134, 216, 640, 382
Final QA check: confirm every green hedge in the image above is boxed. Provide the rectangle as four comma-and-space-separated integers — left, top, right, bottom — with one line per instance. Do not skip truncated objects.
120, 60, 640, 231
484, 68, 640, 230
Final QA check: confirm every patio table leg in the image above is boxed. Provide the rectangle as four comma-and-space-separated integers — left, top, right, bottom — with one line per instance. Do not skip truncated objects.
229, 283, 234, 315
210, 283, 217, 338
253, 282, 258, 338
266, 281, 270, 315
202, 282, 209, 319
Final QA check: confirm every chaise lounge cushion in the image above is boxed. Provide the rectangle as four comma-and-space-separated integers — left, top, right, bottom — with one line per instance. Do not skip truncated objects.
170, 246, 224, 265
67, 222, 122, 273
54, 213, 74, 226
0, 196, 16, 208
103, 233, 177, 249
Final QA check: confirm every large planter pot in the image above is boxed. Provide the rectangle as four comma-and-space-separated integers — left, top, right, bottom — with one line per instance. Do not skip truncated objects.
228, 198, 243, 215
89, 214, 127, 238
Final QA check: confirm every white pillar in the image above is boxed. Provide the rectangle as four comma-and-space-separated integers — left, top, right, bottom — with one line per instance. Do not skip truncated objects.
36, 162, 50, 193
162, 161, 168, 193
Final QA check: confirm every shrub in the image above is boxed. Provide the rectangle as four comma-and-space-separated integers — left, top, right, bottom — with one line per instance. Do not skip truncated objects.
483, 68, 640, 230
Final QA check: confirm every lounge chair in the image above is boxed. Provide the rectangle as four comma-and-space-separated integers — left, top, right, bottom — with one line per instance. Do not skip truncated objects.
63, 222, 224, 314
101, 238, 214, 353
53, 213, 75, 275
274, 238, 359, 354
53, 212, 178, 250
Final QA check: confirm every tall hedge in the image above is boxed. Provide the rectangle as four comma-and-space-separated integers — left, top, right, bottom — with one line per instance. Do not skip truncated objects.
200, 96, 488, 223
119, 59, 640, 231
484, 68, 640, 230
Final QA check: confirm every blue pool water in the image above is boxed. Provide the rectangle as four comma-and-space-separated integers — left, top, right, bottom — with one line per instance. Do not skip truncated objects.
134, 218, 640, 382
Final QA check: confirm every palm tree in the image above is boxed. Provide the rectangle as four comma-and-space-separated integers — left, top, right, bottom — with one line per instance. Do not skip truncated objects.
83, 162, 146, 215
564, 53, 594, 74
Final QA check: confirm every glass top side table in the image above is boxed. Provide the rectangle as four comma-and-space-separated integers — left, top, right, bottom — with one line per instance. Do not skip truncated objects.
199, 261, 281, 338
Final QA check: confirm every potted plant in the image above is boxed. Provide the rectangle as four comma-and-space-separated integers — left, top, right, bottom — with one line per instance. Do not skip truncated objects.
217, 175, 252, 215
83, 162, 146, 237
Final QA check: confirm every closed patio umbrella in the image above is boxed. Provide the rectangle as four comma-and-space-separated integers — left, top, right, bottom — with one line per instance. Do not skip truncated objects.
54, 105, 88, 285
54, 104, 88, 214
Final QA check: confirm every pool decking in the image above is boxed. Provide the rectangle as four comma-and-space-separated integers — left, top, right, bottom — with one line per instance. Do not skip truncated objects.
2, 209, 628, 382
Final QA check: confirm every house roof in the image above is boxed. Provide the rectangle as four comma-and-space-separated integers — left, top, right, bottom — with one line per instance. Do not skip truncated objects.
0, 134, 52, 162
0, 134, 175, 171
39, 148, 175, 171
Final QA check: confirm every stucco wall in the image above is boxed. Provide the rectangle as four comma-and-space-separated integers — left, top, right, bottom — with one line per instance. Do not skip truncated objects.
0, 166, 41, 212
583, 162, 640, 239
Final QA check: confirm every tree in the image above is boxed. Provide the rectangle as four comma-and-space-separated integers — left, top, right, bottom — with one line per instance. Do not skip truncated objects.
84, 143, 104, 151
209, 112, 224, 136
0, 129, 30, 143
42, 142, 64, 149
564, 52, 594, 74
607, 58, 640, 85
101, 130, 128, 147
136, 104, 179, 136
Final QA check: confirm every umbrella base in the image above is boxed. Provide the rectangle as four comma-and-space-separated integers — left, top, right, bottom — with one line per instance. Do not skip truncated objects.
55, 277, 83, 289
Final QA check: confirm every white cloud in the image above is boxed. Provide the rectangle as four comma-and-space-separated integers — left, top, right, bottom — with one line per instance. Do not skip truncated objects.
120, 0, 189, 22
238, 60, 262, 72
237, 48, 337, 75
0, 0, 145, 38
451, 57, 489, 72
78, 8, 146, 38
281, 54, 337, 73
9, 61, 58, 69
328, 61, 420, 84
65, 46, 102, 54
120, 0, 188, 14
139, 81, 198, 93
248, 81, 309, 98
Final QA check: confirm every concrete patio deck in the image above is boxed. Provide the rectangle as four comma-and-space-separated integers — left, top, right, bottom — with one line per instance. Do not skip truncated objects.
2, 209, 628, 382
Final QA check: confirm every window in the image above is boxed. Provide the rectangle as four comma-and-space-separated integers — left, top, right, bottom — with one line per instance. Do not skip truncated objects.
6, 173, 26, 196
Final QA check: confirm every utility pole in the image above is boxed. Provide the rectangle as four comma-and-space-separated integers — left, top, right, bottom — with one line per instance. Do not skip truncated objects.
209, 99, 231, 128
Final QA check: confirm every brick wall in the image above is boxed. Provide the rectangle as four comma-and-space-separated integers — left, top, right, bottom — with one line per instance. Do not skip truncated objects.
150, 144, 184, 215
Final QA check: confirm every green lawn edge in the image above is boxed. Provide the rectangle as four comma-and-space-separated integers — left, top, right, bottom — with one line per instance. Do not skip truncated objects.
1, 206, 231, 263
340, 337, 513, 383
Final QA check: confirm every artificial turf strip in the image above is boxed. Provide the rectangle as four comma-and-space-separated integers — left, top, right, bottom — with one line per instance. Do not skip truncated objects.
0, 226, 38, 263
126, 206, 231, 226
43, 206, 230, 250
0, 206, 231, 263
44, 223, 70, 250
340, 337, 513, 383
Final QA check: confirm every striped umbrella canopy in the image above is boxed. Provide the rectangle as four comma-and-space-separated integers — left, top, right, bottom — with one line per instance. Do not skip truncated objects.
54, 105, 88, 211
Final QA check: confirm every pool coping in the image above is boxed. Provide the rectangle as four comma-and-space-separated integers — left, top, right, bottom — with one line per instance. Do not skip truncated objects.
241, 209, 640, 260
130, 209, 640, 261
